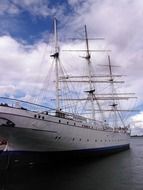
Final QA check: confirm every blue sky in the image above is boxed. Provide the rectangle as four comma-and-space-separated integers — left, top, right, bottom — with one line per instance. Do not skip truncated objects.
0, 1, 58, 43
0, 0, 143, 134
0, 0, 78, 43
0, 11, 52, 43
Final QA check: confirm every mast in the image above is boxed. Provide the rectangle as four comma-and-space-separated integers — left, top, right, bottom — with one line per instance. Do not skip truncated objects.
84, 25, 95, 120
52, 18, 60, 110
108, 55, 125, 128
108, 55, 117, 128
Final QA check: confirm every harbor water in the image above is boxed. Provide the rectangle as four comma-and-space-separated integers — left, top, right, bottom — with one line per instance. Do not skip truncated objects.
0, 137, 143, 190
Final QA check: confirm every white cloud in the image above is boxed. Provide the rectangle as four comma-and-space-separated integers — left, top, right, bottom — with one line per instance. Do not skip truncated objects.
131, 112, 143, 124
0, 0, 20, 15
0, 85, 16, 95
0, 35, 51, 99
130, 112, 143, 135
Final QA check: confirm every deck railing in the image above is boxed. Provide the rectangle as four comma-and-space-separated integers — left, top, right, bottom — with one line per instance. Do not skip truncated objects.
0, 97, 54, 113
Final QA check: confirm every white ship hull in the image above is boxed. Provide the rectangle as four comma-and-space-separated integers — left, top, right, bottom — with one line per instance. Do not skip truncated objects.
0, 20, 133, 160
0, 106, 130, 155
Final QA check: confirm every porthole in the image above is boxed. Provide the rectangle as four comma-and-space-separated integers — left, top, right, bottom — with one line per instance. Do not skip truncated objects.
79, 138, 81, 141
87, 139, 89, 142
67, 121, 69, 125
74, 123, 76, 126
34, 114, 37, 118
38, 115, 41, 119
42, 116, 44, 120
59, 120, 61, 123
72, 138, 75, 141
95, 139, 97, 142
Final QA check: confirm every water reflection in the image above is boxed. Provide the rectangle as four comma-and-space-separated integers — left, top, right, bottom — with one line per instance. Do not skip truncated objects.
0, 138, 143, 190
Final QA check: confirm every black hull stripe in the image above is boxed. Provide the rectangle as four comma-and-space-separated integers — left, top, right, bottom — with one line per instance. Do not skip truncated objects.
0, 144, 129, 163
0, 144, 129, 155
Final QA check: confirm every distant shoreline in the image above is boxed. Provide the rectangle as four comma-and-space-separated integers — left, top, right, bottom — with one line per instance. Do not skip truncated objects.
131, 135, 143, 137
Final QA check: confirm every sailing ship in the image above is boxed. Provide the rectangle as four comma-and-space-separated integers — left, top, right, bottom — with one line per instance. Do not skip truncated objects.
0, 19, 135, 158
